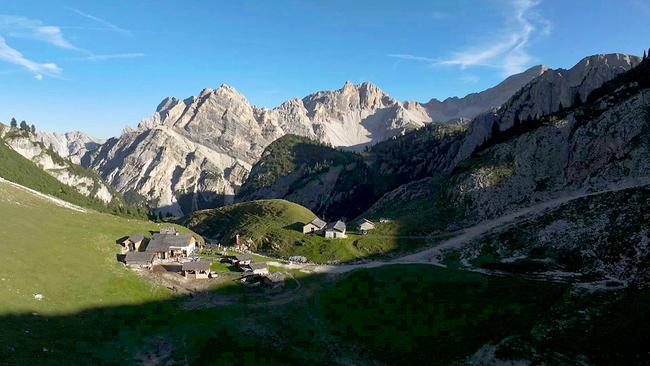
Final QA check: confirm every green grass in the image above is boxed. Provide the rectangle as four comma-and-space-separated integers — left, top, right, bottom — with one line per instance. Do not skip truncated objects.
181, 199, 430, 263
0, 189, 647, 365
0, 181, 189, 314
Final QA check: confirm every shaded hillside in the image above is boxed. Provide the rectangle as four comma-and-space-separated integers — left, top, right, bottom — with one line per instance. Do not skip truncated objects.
452, 184, 650, 285
180, 199, 428, 263
0, 134, 148, 218
237, 123, 466, 220
369, 56, 650, 239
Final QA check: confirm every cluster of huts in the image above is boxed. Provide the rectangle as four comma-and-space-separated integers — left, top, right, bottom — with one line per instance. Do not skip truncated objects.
302, 217, 376, 238
120, 227, 201, 269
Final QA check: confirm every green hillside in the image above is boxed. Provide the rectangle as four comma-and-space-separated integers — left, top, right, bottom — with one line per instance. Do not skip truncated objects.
0, 181, 183, 314
180, 199, 428, 262
0, 135, 147, 218
2, 178, 648, 365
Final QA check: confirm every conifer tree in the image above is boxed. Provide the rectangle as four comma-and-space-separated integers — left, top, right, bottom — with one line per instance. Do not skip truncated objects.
30, 124, 35, 134
19, 120, 28, 131
10, 118, 17, 128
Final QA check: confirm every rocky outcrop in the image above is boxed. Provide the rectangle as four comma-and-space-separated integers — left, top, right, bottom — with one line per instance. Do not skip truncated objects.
0, 127, 114, 203
456, 54, 641, 162
85, 54, 637, 216
86, 125, 250, 216
36, 130, 103, 164
422, 64, 549, 122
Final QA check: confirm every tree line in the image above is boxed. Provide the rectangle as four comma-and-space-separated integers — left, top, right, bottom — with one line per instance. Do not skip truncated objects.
8, 117, 36, 134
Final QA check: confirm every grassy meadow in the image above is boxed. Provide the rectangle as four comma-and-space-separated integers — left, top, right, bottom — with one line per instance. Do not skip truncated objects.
0, 181, 183, 314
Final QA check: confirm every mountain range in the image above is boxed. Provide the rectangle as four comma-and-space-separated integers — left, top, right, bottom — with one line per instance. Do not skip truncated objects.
76, 63, 550, 215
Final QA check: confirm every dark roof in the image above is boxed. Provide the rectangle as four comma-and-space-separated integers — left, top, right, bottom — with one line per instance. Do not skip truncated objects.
235, 253, 252, 261
307, 217, 326, 229
326, 220, 346, 233
182, 260, 211, 271
145, 233, 196, 252
249, 262, 268, 270
159, 227, 177, 235
128, 234, 145, 243
124, 252, 155, 264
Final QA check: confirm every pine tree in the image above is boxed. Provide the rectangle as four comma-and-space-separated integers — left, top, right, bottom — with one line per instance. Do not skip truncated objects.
30, 124, 35, 134
573, 91, 582, 107
10, 118, 17, 129
19, 121, 28, 131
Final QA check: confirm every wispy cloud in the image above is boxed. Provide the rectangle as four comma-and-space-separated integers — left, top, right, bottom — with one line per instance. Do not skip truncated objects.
68, 8, 130, 35
388, 0, 551, 77
0, 36, 61, 79
80, 53, 145, 61
388, 54, 435, 62
438, 0, 550, 76
0, 15, 76, 49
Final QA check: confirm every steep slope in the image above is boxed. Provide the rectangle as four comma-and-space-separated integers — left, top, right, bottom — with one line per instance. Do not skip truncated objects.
422, 64, 548, 122
36, 130, 103, 164
237, 122, 467, 220
0, 130, 147, 218
457, 53, 640, 160
369, 56, 650, 242
85, 125, 251, 216
0, 125, 114, 203
85, 67, 544, 216
453, 184, 650, 284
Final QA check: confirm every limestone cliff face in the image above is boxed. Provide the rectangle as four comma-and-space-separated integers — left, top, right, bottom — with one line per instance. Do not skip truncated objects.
35, 130, 104, 164
85, 125, 250, 216
85, 54, 633, 216
0, 128, 113, 203
448, 89, 650, 225
422, 64, 549, 122
456, 54, 641, 162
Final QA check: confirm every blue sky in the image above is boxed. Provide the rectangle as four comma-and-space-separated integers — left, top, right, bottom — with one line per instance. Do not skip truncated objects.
0, 0, 648, 138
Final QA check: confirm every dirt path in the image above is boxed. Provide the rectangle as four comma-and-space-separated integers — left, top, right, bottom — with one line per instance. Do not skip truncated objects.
298, 179, 650, 275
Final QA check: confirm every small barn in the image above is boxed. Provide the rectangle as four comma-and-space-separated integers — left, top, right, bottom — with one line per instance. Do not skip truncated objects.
182, 260, 211, 279
303, 217, 327, 234
145, 233, 199, 260
356, 219, 376, 234
325, 220, 347, 239
121, 234, 145, 252
234, 253, 253, 267
124, 251, 155, 268
248, 262, 269, 275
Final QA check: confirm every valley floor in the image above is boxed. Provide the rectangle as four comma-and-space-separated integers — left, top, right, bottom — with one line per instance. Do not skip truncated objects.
2, 179, 649, 365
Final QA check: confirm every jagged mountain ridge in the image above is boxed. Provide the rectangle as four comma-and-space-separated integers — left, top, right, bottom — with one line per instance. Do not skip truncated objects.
84, 53, 636, 216
36, 130, 104, 164
84, 63, 546, 215
236, 54, 640, 220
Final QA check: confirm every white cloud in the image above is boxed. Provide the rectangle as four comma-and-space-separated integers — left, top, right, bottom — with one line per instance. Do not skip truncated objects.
388, 54, 435, 62
81, 53, 145, 61
388, 0, 551, 77
437, 0, 549, 76
0, 36, 62, 77
68, 8, 130, 35
0, 15, 76, 49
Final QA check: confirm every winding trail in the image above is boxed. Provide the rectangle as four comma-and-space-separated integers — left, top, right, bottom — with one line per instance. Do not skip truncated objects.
287, 178, 650, 275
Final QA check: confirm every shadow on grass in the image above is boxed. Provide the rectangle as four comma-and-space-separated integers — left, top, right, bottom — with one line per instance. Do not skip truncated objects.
0, 265, 648, 365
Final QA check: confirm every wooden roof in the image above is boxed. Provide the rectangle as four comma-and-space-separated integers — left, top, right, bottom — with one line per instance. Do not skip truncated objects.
182, 260, 211, 271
